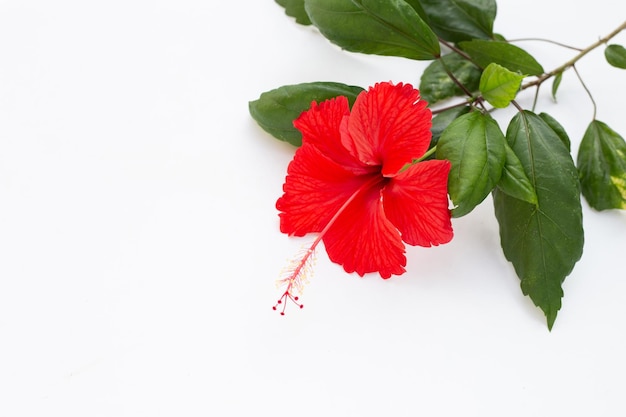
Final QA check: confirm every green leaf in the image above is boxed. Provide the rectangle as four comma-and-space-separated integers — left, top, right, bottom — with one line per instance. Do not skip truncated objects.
401, 0, 427, 18
496, 142, 538, 205
539, 112, 570, 152
304, 0, 440, 60
430, 105, 471, 148
275, 0, 312, 25
577, 120, 626, 210
249, 82, 364, 146
493, 111, 584, 330
493, 33, 506, 42
418, 0, 496, 42
458, 40, 544, 76
436, 111, 506, 217
605, 44, 626, 69
552, 71, 563, 100
419, 54, 482, 104
479, 63, 524, 108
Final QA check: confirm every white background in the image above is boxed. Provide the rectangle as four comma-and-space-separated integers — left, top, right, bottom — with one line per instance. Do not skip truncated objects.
1, 1, 625, 415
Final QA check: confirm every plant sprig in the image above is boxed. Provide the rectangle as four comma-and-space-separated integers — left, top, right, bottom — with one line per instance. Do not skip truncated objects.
250, 0, 626, 329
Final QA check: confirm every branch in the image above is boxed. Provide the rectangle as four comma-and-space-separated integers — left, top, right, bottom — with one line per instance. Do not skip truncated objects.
522, 20, 626, 91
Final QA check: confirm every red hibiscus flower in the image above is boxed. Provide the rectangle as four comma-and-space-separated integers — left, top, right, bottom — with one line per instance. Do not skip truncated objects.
273, 82, 453, 314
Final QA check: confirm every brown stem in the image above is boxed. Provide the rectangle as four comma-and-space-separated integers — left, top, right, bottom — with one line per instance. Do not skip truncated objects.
438, 38, 477, 64
522, 20, 626, 91
431, 99, 472, 115
438, 55, 474, 98
430, 21, 626, 115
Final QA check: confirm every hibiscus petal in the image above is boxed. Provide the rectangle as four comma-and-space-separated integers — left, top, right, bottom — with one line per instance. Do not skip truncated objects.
383, 160, 453, 247
323, 182, 407, 278
276, 143, 365, 236
293, 96, 370, 175
343, 82, 432, 176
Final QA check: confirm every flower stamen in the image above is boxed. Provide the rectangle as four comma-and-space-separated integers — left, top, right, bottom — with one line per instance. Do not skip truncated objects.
273, 175, 382, 315
273, 292, 303, 315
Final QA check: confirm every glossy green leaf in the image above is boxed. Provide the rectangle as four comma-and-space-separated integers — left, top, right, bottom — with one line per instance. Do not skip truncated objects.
479, 63, 524, 108
577, 120, 626, 210
552, 71, 563, 100
605, 44, 626, 69
539, 112, 570, 151
418, 0, 496, 42
402, 0, 427, 18
304, 0, 440, 60
249, 82, 364, 146
436, 111, 506, 217
276, 0, 311, 25
496, 142, 538, 205
420, 54, 482, 104
459, 40, 544, 76
430, 105, 471, 148
493, 111, 584, 330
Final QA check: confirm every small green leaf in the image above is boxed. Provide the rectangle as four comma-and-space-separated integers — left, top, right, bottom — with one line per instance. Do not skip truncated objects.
552, 71, 563, 100
493, 111, 584, 330
496, 143, 538, 205
539, 112, 570, 151
420, 54, 482, 104
605, 44, 626, 69
459, 40, 544, 76
479, 63, 524, 108
418, 0, 496, 42
275, 0, 311, 25
577, 120, 626, 210
436, 111, 506, 217
249, 82, 364, 146
304, 0, 440, 60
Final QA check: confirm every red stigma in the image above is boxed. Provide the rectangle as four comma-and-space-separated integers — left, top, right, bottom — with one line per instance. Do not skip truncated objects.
273, 289, 304, 315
